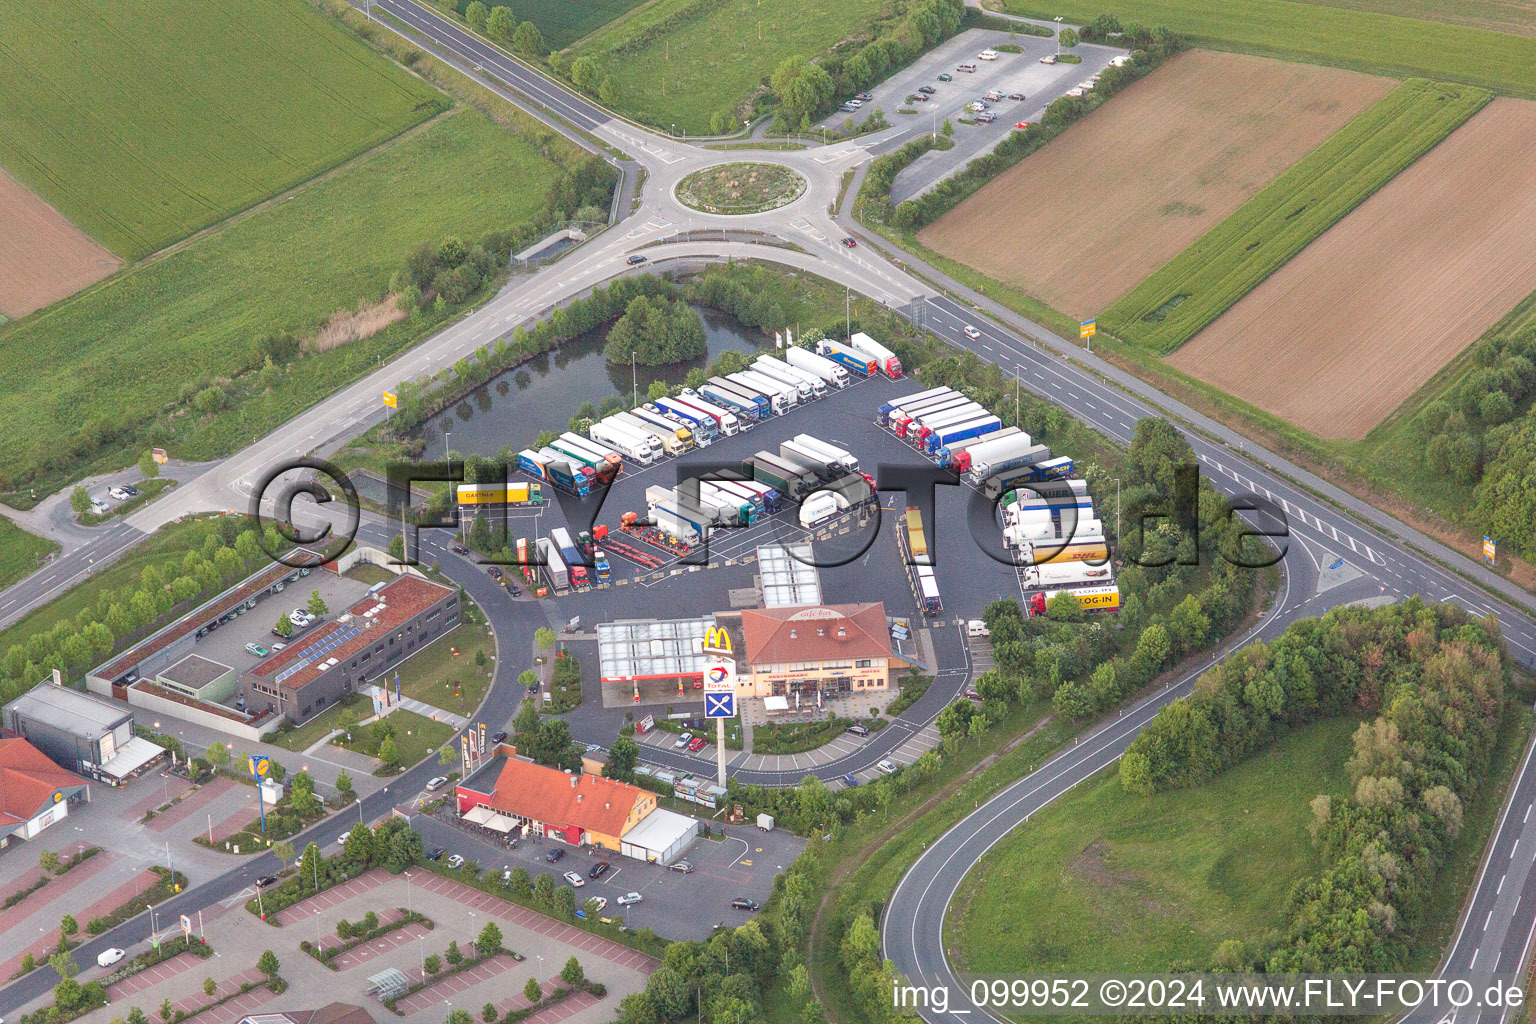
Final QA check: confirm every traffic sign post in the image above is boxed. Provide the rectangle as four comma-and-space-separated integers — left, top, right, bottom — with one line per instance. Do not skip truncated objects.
700, 627, 737, 787
248, 755, 269, 833
1079, 318, 1096, 352
1485, 536, 1497, 566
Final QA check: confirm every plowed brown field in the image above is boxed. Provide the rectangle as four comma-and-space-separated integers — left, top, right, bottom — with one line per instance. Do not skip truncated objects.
1168, 98, 1536, 441
0, 168, 119, 319
916, 50, 1395, 318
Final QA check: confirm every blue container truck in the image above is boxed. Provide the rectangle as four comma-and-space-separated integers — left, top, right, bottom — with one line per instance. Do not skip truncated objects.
878, 387, 954, 426
654, 397, 719, 442
926, 415, 1002, 453
701, 379, 765, 422
549, 527, 589, 588
815, 339, 876, 377
518, 448, 591, 497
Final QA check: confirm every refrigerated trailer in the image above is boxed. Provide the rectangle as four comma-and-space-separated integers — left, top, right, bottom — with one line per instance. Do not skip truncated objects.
752, 356, 826, 397
916, 565, 942, 615
779, 439, 838, 480
909, 402, 988, 444
554, 433, 624, 481
897, 397, 982, 439
590, 419, 657, 464
732, 370, 799, 410
537, 537, 569, 591
926, 414, 1002, 453
631, 407, 696, 449
964, 442, 1053, 482
791, 434, 858, 474
786, 346, 851, 388
848, 332, 902, 378
946, 431, 1033, 475
878, 387, 954, 426
699, 380, 764, 423
986, 473, 1089, 503
1021, 561, 1115, 590
649, 502, 704, 545
750, 453, 818, 500
611, 412, 684, 456
654, 398, 719, 442
673, 393, 740, 435
710, 479, 766, 512
937, 426, 1023, 468
891, 392, 973, 434
749, 357, 814, 399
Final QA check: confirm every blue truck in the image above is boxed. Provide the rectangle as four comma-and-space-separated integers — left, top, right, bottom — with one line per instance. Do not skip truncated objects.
701, 379, 766, 422
654, 397, 718, 442
815, 339, 876, 377
518, 448, 591, 497
549, 527, 589, 588
925, 414, 1002, 453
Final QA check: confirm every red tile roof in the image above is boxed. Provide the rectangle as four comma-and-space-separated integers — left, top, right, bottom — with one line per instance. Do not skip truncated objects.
740, 603, 891, 665
480, 760, 650, 838
250, 574, 455, 690
0, 738, 87, 823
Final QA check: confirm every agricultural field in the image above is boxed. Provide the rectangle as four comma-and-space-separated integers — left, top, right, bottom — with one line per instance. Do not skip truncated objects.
949, 718, 1356, 974
0, 168, 120, 319
0, 110, 562, 493
916, 50, 1394, 319
1105, 78, 1489, 355
0, 0, 442, 260
563, 0, 890, 132
448, 0, 651, 49
1293, 0, 1536, 37
1002, 0, 1536, 98
0, 520, 58, 592
1167, 98, 1536, 440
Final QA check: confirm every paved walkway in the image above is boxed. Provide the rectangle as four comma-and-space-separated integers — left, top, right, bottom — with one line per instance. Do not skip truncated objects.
395, 695, 468, 729
107, 952, 201, 1001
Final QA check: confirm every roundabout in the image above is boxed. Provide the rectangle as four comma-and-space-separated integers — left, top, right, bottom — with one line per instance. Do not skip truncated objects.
674, 161, 808, 215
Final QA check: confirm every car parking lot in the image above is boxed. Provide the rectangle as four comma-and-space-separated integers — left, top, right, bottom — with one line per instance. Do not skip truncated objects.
410, 812, 803, 940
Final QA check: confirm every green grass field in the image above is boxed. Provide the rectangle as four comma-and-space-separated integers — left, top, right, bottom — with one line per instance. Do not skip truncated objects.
0, 109, 560, 491
949, 718, 1356, 974
1004, 0, 1536, 98
1294, 0, 1536, 37
0, 0, 443, 259
1103, 79, 1489, 354
565, 0, 890, 132
0, 520, 58, 592
448, 0, 651, 49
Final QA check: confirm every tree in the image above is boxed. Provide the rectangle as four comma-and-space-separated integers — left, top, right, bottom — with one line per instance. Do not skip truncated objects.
941, 117, 954, 137
423, 953, 442, 975
306, 590, 328, 617
561, 956, 584, 987
291, 771, 320, 817
138, 451, 161, 479
524, 977, 543, 1003
203, 977, 217, 997
50, 950, 77, 979
60, 913, 78, 939
570, 56, 600, 91
770, 55, 835, 124
604, 735, 640, 782
257, 950, 280, 977
445, 1012, 472, 1024
1059, 26, 1080, 47
298, 841, 323, 891
534, 626, 557, 651
38, 849, 60, 873
446, 939, 464, 966
464, 0, 487, 32
599, 75, 620, 105
273, 613, 293, 638
605, 295, 705, 366
70, 487, 92, 516
378, 734, 401, 770
529, 718, 581, 771
486, 5, 516, 43
345, 822, 376, 864
475, 920, 503, 956
513, 19, 543, 56
206, 741, 229, 768
160, 998, 174, 1023
335, 769, 354, 802
482, 1004, 497, 1023
272, 840, 295, 868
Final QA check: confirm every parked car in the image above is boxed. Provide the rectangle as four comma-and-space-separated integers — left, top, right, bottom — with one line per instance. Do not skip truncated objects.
937, 72, 952, 81
731, 898, 761, 911
910, 93, 928, 102
963, 324, 982, 340
245, 643, 268, 657
120, 484, 140, 497
1014, 121, 1031, 130
846, 723, 870, 736
96, 948, 126, 969
89, 499, 110, 515
589, 861, 611, 879
617, 891, 644, 906
688, 736, 707, 753
855, 91, 872, 101
508, 584, 522, 596
846, 98, 863, 108
841, 236, 858, 248
255, 875, 278, 888
838, 102, 857, 112
876, 759, 898, 774
491, 730, 508, 744
585, 896, 608, 914
446, 854, 465, 869
337, 833, 349, 846
669, 860, 694, 873
564, 871, 586, 888
487, 566, 503, 579
289, 610, 312, 627
673, 732, 691, 749
427, 847, 446, 861
967, 619, 991, 638
843, 773, 859, 788
626, 254, 647, 266
1008, 92, 1026, 100
1040, 53, 1057, 64
272, 642, 286, 652
976, 112, 997, 123
426, 776, 449, 791
546, 848, 565, 863
918, 85, 936, 94
108, 486, 132, 501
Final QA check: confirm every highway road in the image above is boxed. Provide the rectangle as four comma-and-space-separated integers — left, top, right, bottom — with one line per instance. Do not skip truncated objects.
3, 1, 1536, 1015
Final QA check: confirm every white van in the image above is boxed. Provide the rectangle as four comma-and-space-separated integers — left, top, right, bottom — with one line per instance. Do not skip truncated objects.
967, 619, 991, 639
978, 49, 999, 60
956, 62, 978, 73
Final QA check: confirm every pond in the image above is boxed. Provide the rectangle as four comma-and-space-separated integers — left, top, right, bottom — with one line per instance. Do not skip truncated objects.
413, 305, 765, 457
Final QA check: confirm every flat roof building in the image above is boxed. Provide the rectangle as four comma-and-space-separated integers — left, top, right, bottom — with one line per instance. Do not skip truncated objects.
2, 682, 165, 784
597, 617, 714, 685
757, 542, 823, 608
157, 654, 237, 703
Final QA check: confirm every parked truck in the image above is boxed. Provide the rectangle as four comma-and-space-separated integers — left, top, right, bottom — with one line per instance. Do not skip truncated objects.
908, 402, 988, 444
592, 548, 611, 582
752, 356, 826, 397
692, 481, 757, 525
612, 412, 684, 456
1022, 561, 1114, 590
750, 452, 818, 501
537, 537, 569, 591
786, 346, 851, 388
700, 379, 764, 423
674, 392, 741, 435
553, 433, 624, 483
710, 479, 766, 512
750, 357, 816, 400
878, 386, 954, 426
944, 430, 1029, 474
915, 564, 942, 615
937, 426, 1022, 468
590, 419, 657, 464
631, 407, 696, 449
791, 434, 858, 474
816, 339, 876, 377
455, 481, 542, 507
848, 332, 902, 378
986, 472, 1089, 503
779, 439, 838, 480
654, 398, 719, 442
733, 478, 780, 513
1028, 585, 1120, 615
549, 527, 589, 588
964, 440, 1053, 480
733, 369, 799, 410
895, 396, 980, 439
518, 448, 591, 497
649, 502, 705, 545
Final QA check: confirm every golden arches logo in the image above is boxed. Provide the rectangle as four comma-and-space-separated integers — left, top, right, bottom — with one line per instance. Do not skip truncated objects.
703, 626, 733, 655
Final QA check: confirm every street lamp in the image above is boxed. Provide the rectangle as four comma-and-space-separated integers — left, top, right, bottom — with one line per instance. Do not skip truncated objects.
1054, 16, 1064, 57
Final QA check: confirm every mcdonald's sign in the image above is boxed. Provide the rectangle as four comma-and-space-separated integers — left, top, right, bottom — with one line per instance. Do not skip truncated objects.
702, 625, 733, 657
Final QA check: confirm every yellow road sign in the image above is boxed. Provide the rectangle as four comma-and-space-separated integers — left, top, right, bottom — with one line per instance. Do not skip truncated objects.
1079, 319, 1096, 339
382, 390, 398, 409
